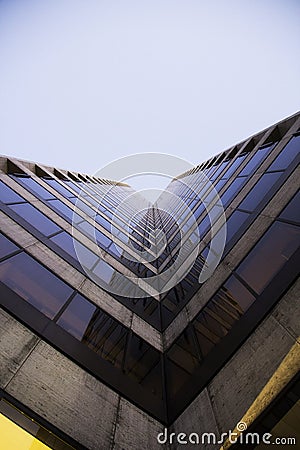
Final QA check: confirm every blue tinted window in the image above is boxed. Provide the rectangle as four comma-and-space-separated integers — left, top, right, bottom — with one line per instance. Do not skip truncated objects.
57, 294, 96, 340
238, 172, 281, 212
224, 210, 250, 245
44, 178, 76, 198
50, 231, 78, 259
9, 203, 61, 237
221, 177, 246, 208
0, 252, 73, 318
210, 160, 230, 181
239, 144, 275, 177
0, 234, 19, 259
268, 135, 300, 172
11, 175, 55, 200
0, 182, 24, 204
222, 154, 246, 180
237, 221, 300, 294
63, 180, 84, 194
47, 199, 75, 222
279, 191, 300, 224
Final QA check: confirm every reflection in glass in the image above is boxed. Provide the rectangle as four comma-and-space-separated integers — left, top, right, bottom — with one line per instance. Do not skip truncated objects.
237, 221, 300, 294
0, 234, 19, 260
238, 172, 281, 212
9, 203, 61, 237
0, 182, 24, 204
0, 253, 73, 318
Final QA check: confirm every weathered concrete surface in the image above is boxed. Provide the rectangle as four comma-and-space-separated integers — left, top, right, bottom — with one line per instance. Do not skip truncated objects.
0, 310, 166, 450
208, 314, 296, 433
5, 340, 119, 449
170, 388, 219, 450
112, 398, 168, 450
272, 278, 300, 343
0, 308, 39, 388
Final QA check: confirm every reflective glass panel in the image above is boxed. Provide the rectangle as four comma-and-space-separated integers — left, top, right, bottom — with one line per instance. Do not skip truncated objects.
225, 210, 250, 245
50, 231, 78, 259
125, 334, 161, 385
238, 172, 281, 212
279, 191, 300, 224
9, 203, 61, 237
10, 175, 56, 200
268, 135, 300, 172
239, 144, 275, 177
0, 234, 19, 259
57, 294, 97, 340
47, 199, 75, 222
0, 253, 73, 318
221, 177, 246, 208
0, 182, 24, 204
237, 221, 300, 294
43, 178, 76, 198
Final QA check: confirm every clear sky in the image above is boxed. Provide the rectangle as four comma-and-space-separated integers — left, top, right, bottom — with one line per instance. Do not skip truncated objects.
0, 0, 299, 185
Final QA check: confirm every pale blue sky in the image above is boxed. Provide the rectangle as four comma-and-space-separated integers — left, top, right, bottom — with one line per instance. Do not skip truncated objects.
0, 0, 299, 188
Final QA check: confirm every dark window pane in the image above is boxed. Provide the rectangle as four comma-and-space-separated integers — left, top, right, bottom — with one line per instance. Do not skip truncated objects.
167, 327, 200, 374
239, 144, 275, 177
268, 135, 300, 172
0, 253, 73, 318
10, 175, 56, 200
279, 191, 300, 224
43, 178, 76, 199
237, 222, 300, 294
81, 310, 127, 369
125, 334, 160, 386
0, 234, 19, 259
238, 172, 281, 212
225, 210, 250, 245
9, 203, 61, 237
222, 274, 256, 312
0, 182, 24, 204
221, 177, 246, 208
57, 294, 97, 340
165, 358, 190, 397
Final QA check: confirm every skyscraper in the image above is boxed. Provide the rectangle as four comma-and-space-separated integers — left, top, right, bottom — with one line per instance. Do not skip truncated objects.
0, 112, 299, 449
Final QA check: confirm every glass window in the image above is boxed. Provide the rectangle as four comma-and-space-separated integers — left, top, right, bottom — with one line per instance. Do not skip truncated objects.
221, 274, 256, 312
82, 310, 127, 369
0, 252, 73, 318
221, 177, 246, 208
0, 182, 24, 204
63, 179, 84, 194
50, 231, 78, 259
239, 144, 275, 177
222, 154, 246, 180
167, 327, 200, 373
43, 178, 76, 199
224, 210, 250, 245
279, 191, 300, 224
238, 172, 281, 212
57, 293, 97, 340
125, 334, 161, 384
268, 135, 300, 172
236, 221, 300, 294
9, 203, 61, 237
0, 234, 19, 259
210, 160, 230, 181
47, 199, 75, 222
10, 175, 56, 200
